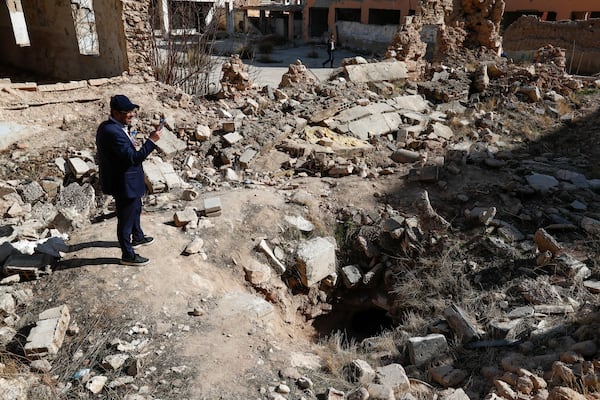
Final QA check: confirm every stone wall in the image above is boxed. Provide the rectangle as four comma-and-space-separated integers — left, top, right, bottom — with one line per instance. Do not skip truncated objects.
121, 0, 155, 77
503, 16, 600, 75
387, 0, 505, 75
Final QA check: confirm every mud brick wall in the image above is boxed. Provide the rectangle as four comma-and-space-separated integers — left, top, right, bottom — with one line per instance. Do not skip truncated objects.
503, 16, 600, 75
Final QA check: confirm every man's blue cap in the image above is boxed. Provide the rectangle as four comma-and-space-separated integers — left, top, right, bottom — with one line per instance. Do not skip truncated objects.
110, 95, 139, 112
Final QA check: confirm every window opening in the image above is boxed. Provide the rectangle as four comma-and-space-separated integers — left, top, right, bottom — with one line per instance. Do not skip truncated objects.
6, 0, 31, 47
71, 0, 99, 55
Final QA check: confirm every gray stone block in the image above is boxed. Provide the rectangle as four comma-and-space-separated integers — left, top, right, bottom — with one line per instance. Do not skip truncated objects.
408, 333, 448, 366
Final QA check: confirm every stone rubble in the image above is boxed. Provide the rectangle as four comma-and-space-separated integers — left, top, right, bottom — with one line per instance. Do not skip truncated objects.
0, 24, 599, 400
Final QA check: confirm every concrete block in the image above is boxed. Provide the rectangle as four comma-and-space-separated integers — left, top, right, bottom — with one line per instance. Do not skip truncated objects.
430, 365, 469, 387
407, 166, 439, 183
24, 305, 70, 359
296, 237, 337, 287
195, 124, 211, 141
375, 363, 410, 394
344, 61, 408, 83
223, 132, 243, 145
239, 149, 257, 168
144, 157, 182, 193
346, 359, 376, 384
173, 207, 198, 227
67, 157, 90, 178
341, 265, 362, 288
203, 197, 221, 214
431, 122, 454, 140
408, 333, 448, 366
328, 165, 354, 177
19, 181, 45, 203
222, 120, 236, 132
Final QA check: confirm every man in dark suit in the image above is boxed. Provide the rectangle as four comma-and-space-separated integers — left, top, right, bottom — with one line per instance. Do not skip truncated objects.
96, 95, 162, 266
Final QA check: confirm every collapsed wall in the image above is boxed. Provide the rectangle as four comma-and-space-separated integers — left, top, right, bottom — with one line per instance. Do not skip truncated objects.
387, 0, 505, 77
503, 16, 600, 75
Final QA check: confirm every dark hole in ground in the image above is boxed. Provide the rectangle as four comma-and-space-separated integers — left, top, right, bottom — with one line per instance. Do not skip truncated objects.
313, 306, 394, 342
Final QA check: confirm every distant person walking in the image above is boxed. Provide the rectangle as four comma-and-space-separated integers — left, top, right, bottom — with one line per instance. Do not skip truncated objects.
322, 33, 335, 68
96, 95, 162, 266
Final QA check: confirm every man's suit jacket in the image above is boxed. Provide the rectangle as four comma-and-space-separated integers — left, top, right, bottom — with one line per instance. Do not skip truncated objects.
96, 118, 157, 199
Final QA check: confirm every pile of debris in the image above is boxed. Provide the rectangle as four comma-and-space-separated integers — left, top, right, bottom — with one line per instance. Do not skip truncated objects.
0, 38, 600, 398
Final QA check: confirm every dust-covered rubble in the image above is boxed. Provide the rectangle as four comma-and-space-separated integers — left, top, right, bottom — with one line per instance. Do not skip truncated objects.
1, 43, 600, 399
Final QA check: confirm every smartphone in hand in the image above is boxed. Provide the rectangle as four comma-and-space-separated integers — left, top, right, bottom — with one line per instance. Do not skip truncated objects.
158, 117, 165, 130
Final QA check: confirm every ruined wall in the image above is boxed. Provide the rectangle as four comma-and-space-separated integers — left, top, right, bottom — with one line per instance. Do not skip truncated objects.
121, 0, 154, 76
503, 16, 600, 75
0, 0, 130, 81
504, 0, 600, 20
0, 0, 153, 81
303, 0, 413, 41
336, 21, 397, 54
387, 0, 504, 74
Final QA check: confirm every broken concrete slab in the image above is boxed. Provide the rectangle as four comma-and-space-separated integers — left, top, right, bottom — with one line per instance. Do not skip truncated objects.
153, 128, 187, 156
392, 94, 430, 112
144, 157, 183, 193
216, 292, 274, 322
347, 113, 401, 140
284, 215, 314, 232
344, 61, 408, 83
302, 127, 374, 157
24, 304, 70, 359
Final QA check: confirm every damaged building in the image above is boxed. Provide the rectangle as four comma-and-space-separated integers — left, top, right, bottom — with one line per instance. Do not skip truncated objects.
1, 0, 600, 84
0, 0, 233, 82
0, 0, 157, 81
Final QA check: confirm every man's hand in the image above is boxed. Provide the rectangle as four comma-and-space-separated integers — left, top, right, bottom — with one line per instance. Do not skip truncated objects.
149, 126, 162, 143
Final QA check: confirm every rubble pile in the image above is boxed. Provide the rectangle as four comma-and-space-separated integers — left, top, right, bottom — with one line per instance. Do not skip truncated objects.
219, 54, 254, 98
0, 44, 600, 399
280, 59, 316, 88
387, 0, 504, 78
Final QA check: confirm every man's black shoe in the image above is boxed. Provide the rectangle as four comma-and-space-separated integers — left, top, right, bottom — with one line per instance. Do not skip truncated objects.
132, 236, 154, 248
121, 254, 150, 266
